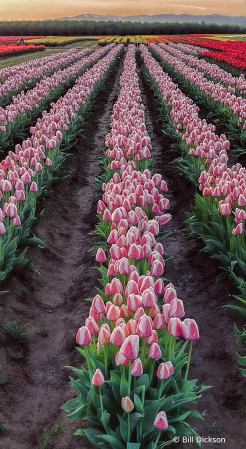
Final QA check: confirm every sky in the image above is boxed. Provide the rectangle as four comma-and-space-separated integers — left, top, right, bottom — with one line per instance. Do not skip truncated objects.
1, 0, 246, 21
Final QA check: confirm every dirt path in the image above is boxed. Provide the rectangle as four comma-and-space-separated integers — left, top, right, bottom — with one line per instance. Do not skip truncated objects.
0, 56, 123, 449
137, 60, 246, 449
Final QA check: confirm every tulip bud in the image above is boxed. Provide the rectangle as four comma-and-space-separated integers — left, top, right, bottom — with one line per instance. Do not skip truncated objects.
121, 396, 134, 413
76, 326, 92, 346
96, 247, 106, 263
131, 358, 143, 377
157, 361, 174, 379
154, 411, 168, 430
91, 369, 105, 386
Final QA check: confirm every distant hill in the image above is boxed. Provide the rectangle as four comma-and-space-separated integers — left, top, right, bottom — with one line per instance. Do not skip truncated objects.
58, 14, 246, 26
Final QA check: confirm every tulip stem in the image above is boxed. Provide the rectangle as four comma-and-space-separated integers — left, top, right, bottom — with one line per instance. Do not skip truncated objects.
127, 413, 131, 442
128, 361, 132, 396
157, 379, 164, 400
141, 338, 147, 367
155, 430, 161, 448
184, 341, 193, 382
99, 386, 104, 414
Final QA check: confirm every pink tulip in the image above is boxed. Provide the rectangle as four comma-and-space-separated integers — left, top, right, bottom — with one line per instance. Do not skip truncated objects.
168, 317, 183, 337
85, 316, 99, 336
110, 326, 126, 346
154, 279, 165, 294
115, 350, 130, 366
142, 288, 157, 308
91, 295, 105, 314
6, 203, 17, 218
95, 247, 106, 263
150, 260, 164, 277
120, 334, 139, 360
91, 369, 105, 386
147, 330, 158, 345
127, 294, 142, 312
148, 343, 162, 360
168, 298, 185, 319
131, 358, 143, 376
0, 222, 6, 235
76, 326, 92, 346
98, 326, 111, 345
137, 314, 153, 338
232, 223, 244, 235
107, 304, 120, 322
153, 313, 166, 330
157, 361, 174, 379
154, 411, 168, 430
30, 181, 38, 192
181, 318, 199, 340
12, 215, 21, 226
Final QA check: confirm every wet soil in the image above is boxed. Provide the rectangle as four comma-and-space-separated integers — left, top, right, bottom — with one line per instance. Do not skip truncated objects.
0, 49, 246, 449
137, 61, 246, 449
0, 56, 123, 449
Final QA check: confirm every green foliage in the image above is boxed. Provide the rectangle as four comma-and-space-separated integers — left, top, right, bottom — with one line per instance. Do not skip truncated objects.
38, 422, 62, 449
5, 320, 30, 343
63, 340, 207, 448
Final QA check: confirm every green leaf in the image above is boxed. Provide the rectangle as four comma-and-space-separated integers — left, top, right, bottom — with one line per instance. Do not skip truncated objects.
127, 443, 141, 449
67, 404, 86, 420
100, 434, 126, 449
117, 414, 128, 443
83, 428, 105, 446
135, 374, 149, 389
134, 394, 144, 414
120, 375, 129, 399
74, 429, 86, 436
61, 398, 81, 412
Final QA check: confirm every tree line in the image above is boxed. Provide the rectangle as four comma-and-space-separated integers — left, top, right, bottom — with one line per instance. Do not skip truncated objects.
0, 20, 245, 36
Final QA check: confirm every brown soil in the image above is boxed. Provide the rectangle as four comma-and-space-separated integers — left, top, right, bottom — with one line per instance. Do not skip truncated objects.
0, 50, 246, 449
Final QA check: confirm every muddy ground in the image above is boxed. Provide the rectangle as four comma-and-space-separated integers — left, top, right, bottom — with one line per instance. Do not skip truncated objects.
0, 50, 246, 449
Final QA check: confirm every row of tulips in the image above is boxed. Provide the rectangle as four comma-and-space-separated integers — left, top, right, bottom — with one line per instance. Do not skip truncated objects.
0, 47, 101, 150
63, 45, 206, 449
0, 48, 86, 108
189, 39, 246, 71
0, 47, 69, 81
0, 43, 122, 284
149, 43, 246, 155
164, 43, 246, 94
0, 44, 45, 58
139, 44, 246, 375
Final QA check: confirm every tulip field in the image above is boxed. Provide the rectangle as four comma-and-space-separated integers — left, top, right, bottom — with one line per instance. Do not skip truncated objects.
0, 38, 246, 449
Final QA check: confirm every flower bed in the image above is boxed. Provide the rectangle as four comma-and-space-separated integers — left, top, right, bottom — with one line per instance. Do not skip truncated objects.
0, 44, 45, 58
62, 44, 206, 449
